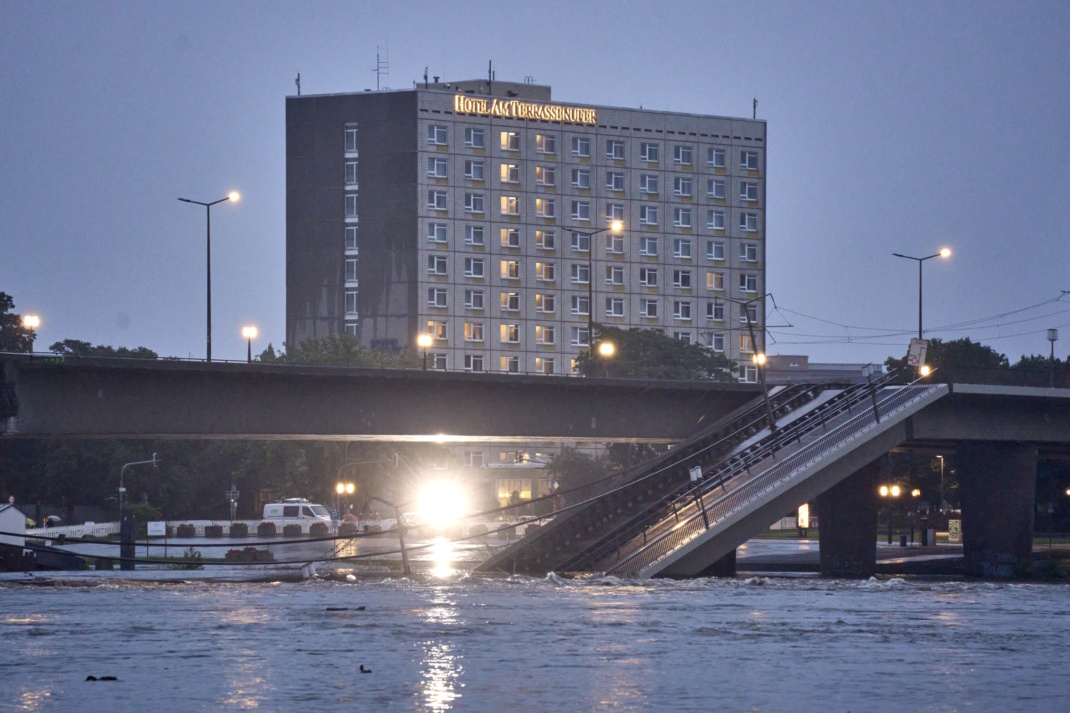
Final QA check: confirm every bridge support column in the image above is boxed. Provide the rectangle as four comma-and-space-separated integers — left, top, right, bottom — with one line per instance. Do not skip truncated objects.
693, 549, 736, 577
958, 443, 1036, 578
815, 460, 880, 578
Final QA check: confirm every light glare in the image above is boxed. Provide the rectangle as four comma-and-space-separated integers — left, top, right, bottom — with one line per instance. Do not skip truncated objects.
939, 248, 951, 258
417, 481, 467, 528
598, 341, 616, 357
228, 191, 240, 202
242, 325, 257, 339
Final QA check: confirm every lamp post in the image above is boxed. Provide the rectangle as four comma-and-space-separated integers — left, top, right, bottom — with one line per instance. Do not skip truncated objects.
22, 314, 40, 353
570, 220, 623, 354
879, 484, 901, 545
178, 191, 240, 362
416, 333, 433, 370
725, 294, 776, 431
242, 325, 257, 364
892, 248, 951, 341
1047, 328, 1059, 388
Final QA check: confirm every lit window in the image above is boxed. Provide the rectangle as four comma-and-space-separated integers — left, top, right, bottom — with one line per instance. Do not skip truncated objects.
571, 201, 590, 221
535, 293, 556, 313
673, 208, 692, 228
605, 297, 625, 317
500, 228, 520, 248
464, 289, 484, 309
707, 271, 725, 291
535, 230, 555, 250
639, 174, 659, 194
464, 160, 485, 180
571, 137, 591, 157
673, 238, 692, 259
427, 124, 447, 145
427, 255, 447, 275
464, 354, 485, 372
464, 225, 485, 246
571, 168, 590, 189
427, 157, 447, 178
708, 147, 726, 168
739, 273, 758, 293
535, 357, 555, 375
536, 198, 555, 218
536, 165, 556, 186
707, 210, 725, 230
706, 241, 725, 261
640, 298, 659, 318
500, 196, 520, 216
428, 320, 448, 340
639, 205, 658, 225
674, 145, 692, 165
536, 134, 556, 154
639, 236, 658, 256
605, 265, 624, 285
570, 326, 590, 346
606, 171, 625, 191
673, 269, 692, 289
501, 355, 520, 373
427, 222, 447, 243
428, 287, 448, 308
639, 267, 658, 287
536, 325, 556, 345
464, 193, 484, 214
606, 139, 625, 160
500, 260, 520, 280
500, 292, 520, 312
741, 150, 759, 170
428, 191, 447, 211
640, 142, 659, 162
741, 181, 759, 202
536, 262, 555, 281
707, 178, 725, 199
501, 164, 520, 183
464, 322, 484, 342
500, 324, 520, 344
464, 128, 485, 149
570, 263, 590, 284
345, 161, 358, 186
570, 295, 590, 315
571, 232, 590, 253
464, 257, 484, 278
500, 131, 520, 151
673, 301, 692, 320
740, 334, 754, 353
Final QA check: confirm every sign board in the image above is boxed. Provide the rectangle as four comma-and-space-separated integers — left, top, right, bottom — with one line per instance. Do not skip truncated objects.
147, 521, 166, 537
906, 338, 928, 367
797, 503, 810, 530
948, 519, 962, 544
454, 95, 597, 125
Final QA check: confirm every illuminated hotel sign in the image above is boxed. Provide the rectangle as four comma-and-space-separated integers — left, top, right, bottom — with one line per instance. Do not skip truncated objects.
454, 95, 596, 125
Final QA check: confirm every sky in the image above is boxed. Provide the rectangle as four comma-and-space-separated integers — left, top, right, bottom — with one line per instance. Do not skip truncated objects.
2, 0, 1069, 364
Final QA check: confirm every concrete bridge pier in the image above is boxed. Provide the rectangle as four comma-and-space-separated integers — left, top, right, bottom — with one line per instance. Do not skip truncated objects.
814, 459, 880, 578
693, 549, 736, 577
958, 442, 1036, 578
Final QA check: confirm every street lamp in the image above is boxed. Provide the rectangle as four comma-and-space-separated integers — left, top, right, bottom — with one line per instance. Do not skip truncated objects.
1047, 328, 1059, 388
879, 483, 901, 544
22, 314, 39, 353
335, 481, 355, 517
892, 247, 951, 341
417, 333, 433, 370
571, 220, 623, 353
242, 325, 257, 364
178, 191, 240, 362
936, 454, 945, 513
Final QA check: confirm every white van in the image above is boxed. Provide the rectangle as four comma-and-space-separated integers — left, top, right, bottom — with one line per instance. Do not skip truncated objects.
262, 499, 332, 524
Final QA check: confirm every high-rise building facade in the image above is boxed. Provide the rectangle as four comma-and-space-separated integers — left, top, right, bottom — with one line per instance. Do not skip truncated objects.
286, 79, 766, 379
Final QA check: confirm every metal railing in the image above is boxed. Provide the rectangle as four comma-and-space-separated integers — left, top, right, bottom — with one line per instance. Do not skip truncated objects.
608, 382, 948, 577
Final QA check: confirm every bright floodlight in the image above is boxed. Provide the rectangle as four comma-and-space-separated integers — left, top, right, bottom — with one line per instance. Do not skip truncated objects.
919, 365, 932, 377
416, 481, 467, 528
891, 485, 901, 497
939, 248, 951, 258
242, 325, 257, 339
609, 220, 624, 233
753, 352, 766, 366
336, 483, 345, 494
879, 485, 889, 497
598, 341, 616, 357
228, 191, 240, 202
346, 483, 355, 495
417, 334, 433, 349
22, 314, 40, 329
911, 489, 921, 497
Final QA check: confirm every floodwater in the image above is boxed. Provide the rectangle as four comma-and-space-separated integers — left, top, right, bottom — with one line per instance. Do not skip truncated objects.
2, 569, 1068, 712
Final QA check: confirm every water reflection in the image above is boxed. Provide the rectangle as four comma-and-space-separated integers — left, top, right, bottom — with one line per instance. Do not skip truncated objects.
419, 590, 464, 710
429, 537, 455, 579
12, 688, 52, 712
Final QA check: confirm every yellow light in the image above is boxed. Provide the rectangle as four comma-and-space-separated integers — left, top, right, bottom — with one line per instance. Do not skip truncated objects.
753, 353, 766, 365
22, 314, 40, 329
797, 503, 810, 529
346, 483, 355, 495
242, 325, 257, 339
416, 481, 467, 528
911, 489, 921, 497
919, 365, 932, 377
417, 334, 433, 349
891, 485, 901, 497
228, 191, 240, 202
609, 220, 624, 233
939, 248, 951, 258
598, 341, 616, 357
880, 485, 889, 497
336, 483, 345, 495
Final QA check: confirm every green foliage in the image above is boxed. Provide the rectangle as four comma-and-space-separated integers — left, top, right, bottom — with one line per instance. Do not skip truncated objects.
262, 334, 420, 369
0, 292, 35, 352
885, 337, 1009, 380
574, 325, 738, 381
545, 448, 609, 492
127, 502, 163, 522
48, 339, 158, 359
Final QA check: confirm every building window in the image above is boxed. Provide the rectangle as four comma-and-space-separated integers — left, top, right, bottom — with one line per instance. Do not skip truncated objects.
640, 142, 659, 162
639, 205, 658, 225
344, 323, 358, 336
741, 243, 758, 263
639, 236, 658, 256
639, 267, 659, 287
465, 193, 484, 214
675, 331, 692, 345
500, 131, 520, 151
707, 271, 725, 291
345, 291, 358, 315
536, 198, 555, 218
740, 212, 758, 232
427, 124, 447, 145
346, 194, 359, 217
571, 168, 591, 189
673, 208, 692, 228
570, 326, 590, 346
464, 257, 484, 278
741, 303, 759, 324
673, 238, 692, 259
742, 365, 758, 383
570, 264, 590, 285
606, 203, 625, 223
465, 354, 485, 372
674, 145, 692, 165
741, 181, 759, 202
673, 301, 692, 320
571, 232, 590, 253
605, 265, 624, 285
571, 137, 591, 157
464, 160, 485, 180
465, 128, 485, 149
740, 334, 754, 354
639, 174, 659, 194
535, 292, 556, 313
431, 353, 447, 370
707, 178, 725, 199
345, 127, 358, 152
500, 355, 520, 373
535, 357, 555, 375
570, 295, 590, 315
741, 150, 759, 170
500, 228, 520, 248
465, 225, 485, 246
500, 196, 520, 216
345, 161, 358, 186
535, 230, 555, 250
708, 147, 726, 168
707, 301, 725, 321
640, 298, 659, 318
673, 269, 692, 289
535, 261, 555, 281
427, 157, 448, 178
605, 297, 625, 317
707, 240, 725, 260
464, 321, 484, 342
605, 233, 624, 253
428, 222, 447, 244
500, 292, 520, 312
740, 273, 758, 293
428, 320, 448, 340
536, 325, 556, 345
606, 171, 625, 191
464, 289, 484, 309
465, 450, 485, 467
706, 332, 725, 352
536, 165, 556, 186
427, 255, 447, 276
536, 134, 556, 154
707, 210, 725, 230
606, 139, 625, 160
345, 258, 358, 282
428, 190, 447, 211
501, 260, 520, 280
571, 200, 590, 221
428, 287, 448, 308
500, 164, 520, 183
673, 177, 692, 197
346, 226, 358, 250
500, 324, 520, 344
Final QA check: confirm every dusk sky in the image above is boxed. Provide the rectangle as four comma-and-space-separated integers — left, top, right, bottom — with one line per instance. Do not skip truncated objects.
3, 0, 1068, 364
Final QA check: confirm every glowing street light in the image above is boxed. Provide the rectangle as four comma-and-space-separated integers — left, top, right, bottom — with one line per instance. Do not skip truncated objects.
880, 483, 902, 544
416, 333, 433, 370
919, 364, 932, 377
22, 314, 40, 353
598, 341, 616, 358
571, 220, 624, 353
892, 247, 952, 341
241, 325, 257, 363
178, 191, 241, 363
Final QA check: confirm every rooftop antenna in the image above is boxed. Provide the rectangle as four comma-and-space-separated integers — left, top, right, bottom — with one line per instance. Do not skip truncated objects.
373, 45, 389, 91
488, 59, 493, 94
295, 73, 301, 96
424, 66, 428, 89
753, 97, 757, 119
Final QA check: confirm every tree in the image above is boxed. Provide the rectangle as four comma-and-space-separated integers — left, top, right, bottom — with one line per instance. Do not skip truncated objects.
265, 333, 420, 369
48, 339, 158, 359
545, 448, 609, 493
574, 325, 738, 381
0, 292, 35, 352
885, 337, 1008, 381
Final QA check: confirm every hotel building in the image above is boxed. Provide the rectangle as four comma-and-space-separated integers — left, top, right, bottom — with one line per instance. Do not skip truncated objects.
286, 79, 767, 379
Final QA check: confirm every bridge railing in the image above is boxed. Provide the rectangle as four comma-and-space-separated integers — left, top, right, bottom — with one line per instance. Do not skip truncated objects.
608, 383, 948, 577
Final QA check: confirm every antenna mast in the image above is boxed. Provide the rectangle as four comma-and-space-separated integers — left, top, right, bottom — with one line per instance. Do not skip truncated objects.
373, 46, 390, 91
295, 73, 301, 96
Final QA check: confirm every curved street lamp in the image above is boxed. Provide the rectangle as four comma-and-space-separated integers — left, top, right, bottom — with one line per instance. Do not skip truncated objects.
570, 220, 623, 353
22, 314, 40, 353
179, 191, 240, 362
416, 333, 433, 370
242, 325, 257, 363
892, 248, 951, 341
